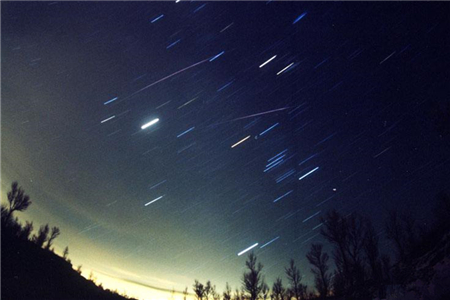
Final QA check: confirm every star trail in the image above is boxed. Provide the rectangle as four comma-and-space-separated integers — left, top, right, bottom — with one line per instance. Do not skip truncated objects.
2, 1, 449, 300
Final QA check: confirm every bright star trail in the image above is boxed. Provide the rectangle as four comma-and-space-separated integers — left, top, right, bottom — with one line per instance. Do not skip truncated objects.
145, 195, 165, 206
2, 2, 449, 300
277, 63, 294, 75
141, 118, 159, 130
259, 55, 277, 68
237, 243, 259, 256
100, 115, 115, 123
231, 136, 251, 148
299, 167, 320, 180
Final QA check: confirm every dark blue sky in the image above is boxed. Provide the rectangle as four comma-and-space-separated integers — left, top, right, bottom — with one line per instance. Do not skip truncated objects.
2, 1, 449, 299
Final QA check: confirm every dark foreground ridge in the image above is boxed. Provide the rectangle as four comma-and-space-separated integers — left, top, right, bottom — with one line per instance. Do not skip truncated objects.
1, 225, 136, 300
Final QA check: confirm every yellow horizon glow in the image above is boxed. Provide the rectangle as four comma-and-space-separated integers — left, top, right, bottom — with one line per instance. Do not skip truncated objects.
80, 267, 196, 300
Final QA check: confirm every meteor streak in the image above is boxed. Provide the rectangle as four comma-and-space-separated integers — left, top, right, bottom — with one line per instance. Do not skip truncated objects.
122, 59, 209, 101
238, 243, 259, 256
141, 118, 159, 130
231, 135, 251, 148
232, 107, 289, 122
208, 107, 289, 128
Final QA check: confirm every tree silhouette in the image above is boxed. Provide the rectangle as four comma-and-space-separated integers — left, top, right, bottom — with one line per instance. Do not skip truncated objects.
76, 264, 83, 275
204, 280, 212, 300
18, 220, 34, 240
271, 278, 285, 300
183, 287, 189, 300
5, 181, 32, 221
223, 283, 232, 300
45, 226, 61, 250
242, 252, 265, 300
33, 224, 50, 247
193, 280, 205, 300
306, 244, 330, 299
212, 285, 220, 300
285, 259, 303, 300
321, 210, 369, 299
261, 283, 269, 300
63, 246, 69, 260
233, 288, 242, 300
363, 220, 384, 297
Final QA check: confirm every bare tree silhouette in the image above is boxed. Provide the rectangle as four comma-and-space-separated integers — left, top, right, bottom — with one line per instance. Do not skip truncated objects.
63, 246, 69, 260
306, 244, 330, 299
241, 252, 265, 300
45, 226, 61, 250
321, 210, 368, 299
5, 181, 32, 221
285, 259, 304, 300
363, 220, 384, 297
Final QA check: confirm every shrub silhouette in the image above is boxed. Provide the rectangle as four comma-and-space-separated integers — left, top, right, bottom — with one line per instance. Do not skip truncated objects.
271, 277, 285, 300
223, 283, 232, 300
193, 280, 206, 300
33, 224, 50, 247
17, 220, 34, 240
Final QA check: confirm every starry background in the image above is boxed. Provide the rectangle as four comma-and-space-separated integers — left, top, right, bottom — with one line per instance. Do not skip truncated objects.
2, 1, 450, 299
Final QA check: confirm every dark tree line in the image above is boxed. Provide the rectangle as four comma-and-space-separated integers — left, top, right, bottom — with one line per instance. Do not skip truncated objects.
3, 181, 448, 299
191, 191, 449, 300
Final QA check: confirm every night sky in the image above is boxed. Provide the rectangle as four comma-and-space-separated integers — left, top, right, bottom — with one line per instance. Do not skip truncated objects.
2, 1, 450, 299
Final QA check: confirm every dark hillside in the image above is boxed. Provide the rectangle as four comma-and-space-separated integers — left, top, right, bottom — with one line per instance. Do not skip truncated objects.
1, 227, 135, 300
